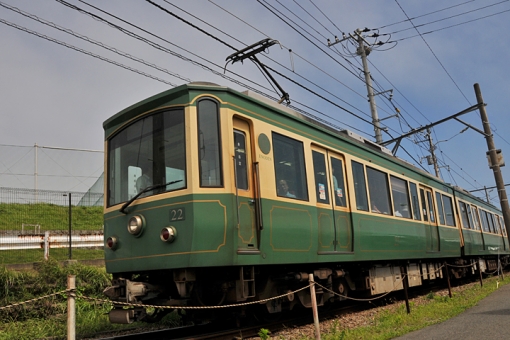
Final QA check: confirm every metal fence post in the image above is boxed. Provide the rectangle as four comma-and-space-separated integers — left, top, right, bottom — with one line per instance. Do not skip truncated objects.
68, 192, 72, 260
67, 274, 76, 340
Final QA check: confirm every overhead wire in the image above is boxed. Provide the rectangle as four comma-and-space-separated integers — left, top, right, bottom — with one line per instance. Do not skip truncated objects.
389, 7, 510, 42
308, 0, 345, 35
65, 0, 372, 136
0, 18, 178, 87
259, 1, 444, 166
394, 0, 471, 104
167, 0, 372, 117
374, 0, 476, 30
30, 0, 498, 187
210, 0, 365, 96
387, 0, 509, 36
144, 0, 390, 132
0, 1, 192, 83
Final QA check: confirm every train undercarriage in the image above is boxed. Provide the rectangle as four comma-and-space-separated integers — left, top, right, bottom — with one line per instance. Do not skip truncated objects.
104, 256, 508, 324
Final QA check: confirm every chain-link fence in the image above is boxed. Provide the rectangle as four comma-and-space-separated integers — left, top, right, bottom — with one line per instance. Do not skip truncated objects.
0, 187, 104, 265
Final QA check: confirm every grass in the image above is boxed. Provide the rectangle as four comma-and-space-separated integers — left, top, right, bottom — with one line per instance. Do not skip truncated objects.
0, 260, 180, 340
0, 203, 103, 231
0, 248, 104, 265
317, 275, 509, 340
0, 259, 507, 339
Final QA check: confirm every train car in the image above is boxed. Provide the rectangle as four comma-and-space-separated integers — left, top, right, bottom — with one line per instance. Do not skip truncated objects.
102, 82, 509, 323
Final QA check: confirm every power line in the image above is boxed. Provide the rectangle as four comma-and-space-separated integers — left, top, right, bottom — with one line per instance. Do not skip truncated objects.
394, 0, 471, 103
59, 0, 372, 136
0, 1, 192, 83
308, 0, 345, 35
387, 0, 510, 36
374, 0, 476, 30
0, 18, 178, 87
389, 7, 510, 42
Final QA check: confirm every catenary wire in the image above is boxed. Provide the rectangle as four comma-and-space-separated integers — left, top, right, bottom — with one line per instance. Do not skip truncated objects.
374, 0, 476, 30
387, 0, 510, 36
0, 1, 192, 83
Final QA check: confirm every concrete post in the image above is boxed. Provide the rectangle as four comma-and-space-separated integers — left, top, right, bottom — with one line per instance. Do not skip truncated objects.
474, 83, 510, 245
67, 275, 76, 340
309, 274, 321, 340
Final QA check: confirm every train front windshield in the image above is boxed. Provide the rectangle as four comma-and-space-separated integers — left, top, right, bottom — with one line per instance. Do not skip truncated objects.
107, 109, 186, 207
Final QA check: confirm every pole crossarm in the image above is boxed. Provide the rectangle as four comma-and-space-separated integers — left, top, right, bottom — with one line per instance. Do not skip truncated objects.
453, 117, 489, 137
381, 104, 480, 149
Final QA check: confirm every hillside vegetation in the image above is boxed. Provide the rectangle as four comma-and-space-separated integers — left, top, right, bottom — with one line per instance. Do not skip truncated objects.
0, 203, 103, 231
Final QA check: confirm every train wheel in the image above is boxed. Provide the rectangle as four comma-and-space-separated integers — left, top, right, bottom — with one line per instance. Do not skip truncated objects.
193, 281, 227, 306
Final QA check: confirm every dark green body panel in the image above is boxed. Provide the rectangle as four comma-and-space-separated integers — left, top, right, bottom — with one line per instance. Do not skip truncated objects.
106, 194, 465, 274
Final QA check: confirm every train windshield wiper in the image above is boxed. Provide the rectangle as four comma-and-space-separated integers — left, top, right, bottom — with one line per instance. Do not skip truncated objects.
120, 180, 183, 214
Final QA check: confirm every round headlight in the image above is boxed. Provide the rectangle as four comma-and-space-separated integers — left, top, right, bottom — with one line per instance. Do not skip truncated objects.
106, 236, 118, 250
160, 227, 177, 243
127, 215, 145, 236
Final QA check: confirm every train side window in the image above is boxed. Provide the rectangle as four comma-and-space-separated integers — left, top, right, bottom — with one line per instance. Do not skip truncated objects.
410, 183, 421, 220
487, 213, 496, 233
471, 205, 482, 230
366, 167, 391, 215
312, 151, 329, 204
459, 202, 471, 229
435, 192, 445, 225
351, 161, 368, 211
499, 216, 507, 236
466, 204, 475, 230
390, 176, 411, 218
330, 157, 347, 207
233, 130, 248, 190
420, 189, 428, 221
426, 191, 436, 223
272, 133, 308, 200
492, 215, 499, 234
198, 99, 223, 187
441, 194, 455, 226
480, 210, 490, 232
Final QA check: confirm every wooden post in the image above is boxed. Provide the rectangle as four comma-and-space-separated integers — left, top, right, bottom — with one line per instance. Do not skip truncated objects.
67, 275, 76, 340
478, 260, 484, 287
443, 262, 452, 298
309, 274, 321, 340
400, 266, 411, 314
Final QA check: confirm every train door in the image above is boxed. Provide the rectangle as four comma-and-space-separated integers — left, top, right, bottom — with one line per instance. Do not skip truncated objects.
233, 118, 260, 254
420, 186, 440, 252
312, 147, 353, 253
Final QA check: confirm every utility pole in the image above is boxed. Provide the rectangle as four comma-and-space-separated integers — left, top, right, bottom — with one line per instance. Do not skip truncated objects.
425, 128, 441, 178
355, 29, 383, 144
474, 83, 510, 243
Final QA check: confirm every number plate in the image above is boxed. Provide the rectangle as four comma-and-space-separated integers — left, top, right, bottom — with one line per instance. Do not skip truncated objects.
170, 208, 185, 221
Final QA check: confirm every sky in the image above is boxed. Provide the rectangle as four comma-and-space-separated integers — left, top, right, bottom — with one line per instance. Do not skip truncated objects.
1, 0, 510, 204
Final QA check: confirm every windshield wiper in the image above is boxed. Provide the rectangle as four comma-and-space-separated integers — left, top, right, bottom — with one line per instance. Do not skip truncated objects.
120, 180, 183, 214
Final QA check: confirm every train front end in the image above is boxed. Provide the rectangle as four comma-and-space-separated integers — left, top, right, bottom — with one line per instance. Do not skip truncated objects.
102, 83, 234, 323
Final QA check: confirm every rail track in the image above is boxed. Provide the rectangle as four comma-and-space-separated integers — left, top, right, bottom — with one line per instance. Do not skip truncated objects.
88, 272, 502, 340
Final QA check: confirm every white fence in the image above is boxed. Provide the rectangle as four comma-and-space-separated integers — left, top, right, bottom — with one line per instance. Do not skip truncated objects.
0, 230, 103, 261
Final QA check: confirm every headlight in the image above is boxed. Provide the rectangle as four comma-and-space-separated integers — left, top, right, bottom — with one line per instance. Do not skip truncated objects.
127, 215, 145, 236
160, 227, 177, 243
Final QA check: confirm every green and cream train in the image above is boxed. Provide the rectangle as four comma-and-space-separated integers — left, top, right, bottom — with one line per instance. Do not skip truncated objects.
102, 82, 509, 323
